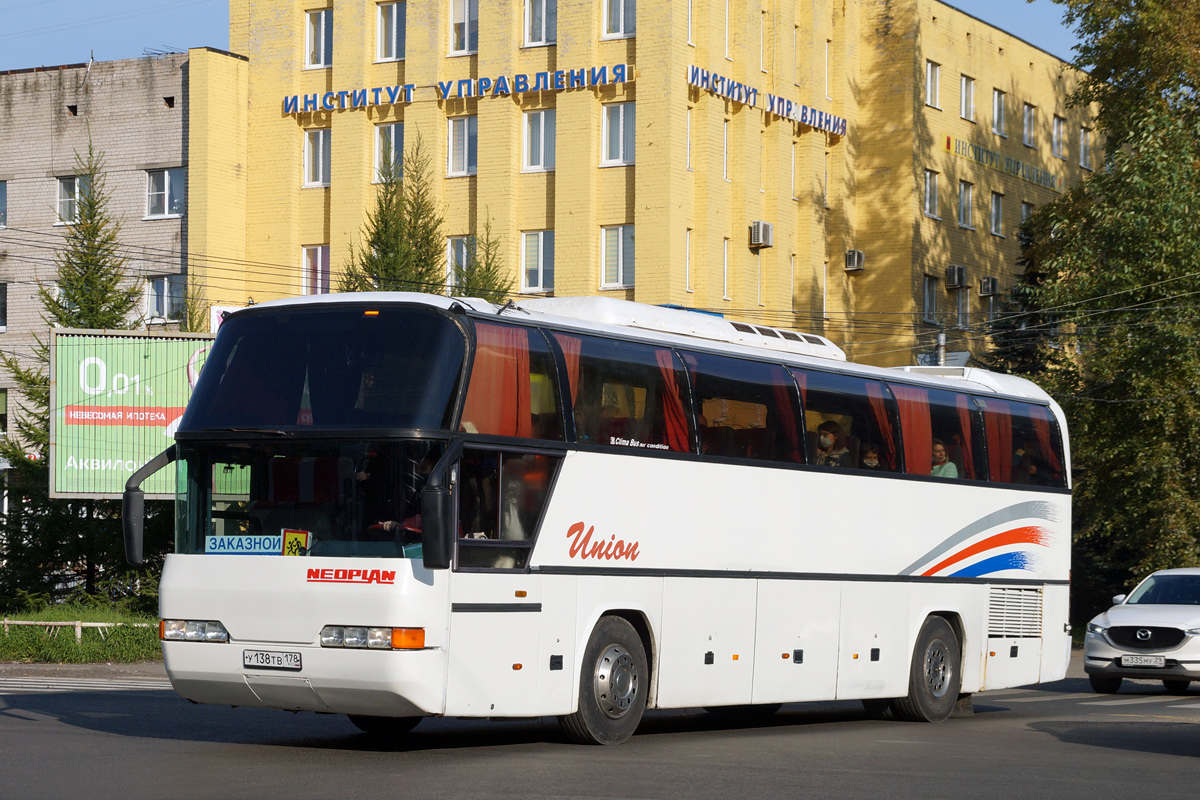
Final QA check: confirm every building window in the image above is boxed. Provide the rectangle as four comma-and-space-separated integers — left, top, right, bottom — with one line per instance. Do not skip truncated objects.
956, 288, 969, 329
146, 275, 185, 320
825, 39, 832, 99
722, 237, 730, 299
448, 115, 478, 176
760, 11, 767, 72
990, 192, 1003, 236
451, 0, 479, 53
0, 181, 6, 228
526, 0, 556, 45
1021, 201, 1034, 223
960, 75, 974, 121
1023, 103, 1036, 147
378, 2, 406, 60
604, 0, 635, 38
823, 151, 830, 206
57, 175, 86, 224
1053, 115, 1066, 158
685, 227, 692, 292
602, 102, 635, 166
986, 295, 998, 327
686, 107, 693, 170
306, 8, 332, 68
524, 109, 556, 171
724, 0, 730, 58
722, 119, 729, 179
447, 235, 475, 288
958, 180, 973, 229
925, 61, 940, 108
376, 122, 403, 181
304, 129, 331, 186
923, 275, 938, 323
0, 284, 7, 332
992, 89, 1006, 136
146, 168, 185, 218
522, 230, 555, 291
303, 246, 330, 295
792, 25, 799, 84
687, 0, 693, 44
791, 141, 798, 199
1080, 126, 1092, 170
924, 169, 939, 218
601, 225, 634, 288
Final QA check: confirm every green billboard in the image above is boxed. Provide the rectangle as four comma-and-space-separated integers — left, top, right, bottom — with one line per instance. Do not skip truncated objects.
50, 329, 214, 499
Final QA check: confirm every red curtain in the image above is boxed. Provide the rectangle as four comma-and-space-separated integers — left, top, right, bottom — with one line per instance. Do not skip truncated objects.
771, 366, 802, 462
891, 384, 932, 475
955, 394, 976, 480
1029, 406, 1063, 474
461, 323, 532, 437
655, 349, 691, 452
983, 399, 1013, 483
554, 333, 582, 405
865, 382, 899, 470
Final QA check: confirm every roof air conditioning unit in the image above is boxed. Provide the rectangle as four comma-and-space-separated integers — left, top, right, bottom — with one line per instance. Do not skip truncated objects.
945, 265, 967, 288
845, 249, 865, 271
979, 276, 999, 297
749, 220, 774, 248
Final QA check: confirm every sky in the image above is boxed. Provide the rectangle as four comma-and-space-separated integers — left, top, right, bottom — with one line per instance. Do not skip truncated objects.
0, 0, 1081, 74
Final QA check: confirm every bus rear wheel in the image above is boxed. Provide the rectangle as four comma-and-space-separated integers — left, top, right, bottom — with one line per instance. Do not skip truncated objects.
347, 715, 421, 736
892, 616, 961, 723
559, 616, 648, 745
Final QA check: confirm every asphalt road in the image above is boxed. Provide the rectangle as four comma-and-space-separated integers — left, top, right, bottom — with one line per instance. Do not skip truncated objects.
2, 653, 1200, 800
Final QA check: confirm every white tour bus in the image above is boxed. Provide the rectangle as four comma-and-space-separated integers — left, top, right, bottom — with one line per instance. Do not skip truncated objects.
123, 292, 1071, 745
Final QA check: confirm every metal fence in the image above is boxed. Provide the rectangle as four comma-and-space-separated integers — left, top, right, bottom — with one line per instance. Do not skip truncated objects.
1, 619, 154, 644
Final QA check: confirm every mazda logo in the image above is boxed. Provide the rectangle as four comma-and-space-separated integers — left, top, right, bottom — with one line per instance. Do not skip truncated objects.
1136, 629, 1153, 641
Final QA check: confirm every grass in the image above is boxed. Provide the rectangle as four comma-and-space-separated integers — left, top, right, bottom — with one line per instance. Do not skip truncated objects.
0, 604, 162, 663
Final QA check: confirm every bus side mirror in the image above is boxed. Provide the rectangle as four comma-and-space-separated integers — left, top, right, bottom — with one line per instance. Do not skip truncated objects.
420, 440, 462, 571
122, 445, 177, 567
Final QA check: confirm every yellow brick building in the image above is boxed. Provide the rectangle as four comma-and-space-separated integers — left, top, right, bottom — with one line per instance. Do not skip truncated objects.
187, 0, 1096, 366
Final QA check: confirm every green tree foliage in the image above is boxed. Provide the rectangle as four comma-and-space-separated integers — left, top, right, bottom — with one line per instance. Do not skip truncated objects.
0, 141, 170, 612
450, 214, 515, 305
340, 133, 446, 294
1009, 102, 1200, 615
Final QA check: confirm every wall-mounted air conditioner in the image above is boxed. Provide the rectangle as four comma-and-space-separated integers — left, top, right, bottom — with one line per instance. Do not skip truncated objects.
750, 220, 774, 248
845, 249, 865, 271
979, 276, 999, 296
945, 264, 967, 288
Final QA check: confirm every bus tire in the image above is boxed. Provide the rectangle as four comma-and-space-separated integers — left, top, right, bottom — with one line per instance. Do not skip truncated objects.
1088, 674, 1122, 694
1164, 679, 1191, 694
347, 714, 421, 736
559, 616, 648, 745
892, 616, 961, 723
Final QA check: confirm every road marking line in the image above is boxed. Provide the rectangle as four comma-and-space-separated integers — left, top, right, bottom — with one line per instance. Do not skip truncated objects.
1080, 695, 1189, 706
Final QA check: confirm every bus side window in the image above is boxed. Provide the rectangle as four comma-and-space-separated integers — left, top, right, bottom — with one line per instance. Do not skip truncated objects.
554, 332, 692, 453
977, 399, 1066, 488
457, 450, 559, 570
796, 370, 901, 472
888, 384, 987, 481
460, 323, 564, 441
682, 353, 802, 463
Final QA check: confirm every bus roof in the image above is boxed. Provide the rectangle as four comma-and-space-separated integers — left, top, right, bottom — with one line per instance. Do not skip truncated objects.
236, 292, 1055, 405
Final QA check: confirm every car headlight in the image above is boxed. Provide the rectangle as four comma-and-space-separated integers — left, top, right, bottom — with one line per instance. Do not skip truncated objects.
1086, 623, 1107, 634
1187, 628, 1200, 635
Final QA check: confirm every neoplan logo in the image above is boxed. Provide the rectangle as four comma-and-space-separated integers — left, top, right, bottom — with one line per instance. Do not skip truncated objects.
306, 568, 396, 585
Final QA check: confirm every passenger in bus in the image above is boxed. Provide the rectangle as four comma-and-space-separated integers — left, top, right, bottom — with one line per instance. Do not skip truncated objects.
859, 444, 884, 471
813, 421, 852, 467
1014, 440, 1051, 485
931, 439, 959, 479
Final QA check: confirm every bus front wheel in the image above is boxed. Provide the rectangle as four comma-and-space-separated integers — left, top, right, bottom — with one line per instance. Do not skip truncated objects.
559, 616, 648, 745
892, 616, 961, 722
347, 714, 421, 736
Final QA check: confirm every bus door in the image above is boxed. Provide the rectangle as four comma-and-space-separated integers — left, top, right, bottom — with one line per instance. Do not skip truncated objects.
444, 447, 561, 716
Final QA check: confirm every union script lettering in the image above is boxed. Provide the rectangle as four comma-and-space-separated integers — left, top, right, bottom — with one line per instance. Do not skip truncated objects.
567, 521, 640, 562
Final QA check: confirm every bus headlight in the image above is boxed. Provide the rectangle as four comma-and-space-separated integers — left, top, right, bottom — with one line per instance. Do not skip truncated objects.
161, 619, 229, 642
320, 625, 425, 650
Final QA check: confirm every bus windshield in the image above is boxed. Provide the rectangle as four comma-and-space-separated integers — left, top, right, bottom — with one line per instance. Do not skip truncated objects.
176, 439, 444, 559
179, 305, 466, 432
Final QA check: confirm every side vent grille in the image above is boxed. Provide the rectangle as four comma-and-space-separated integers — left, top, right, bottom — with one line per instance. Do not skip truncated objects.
988, 587, 1043, 638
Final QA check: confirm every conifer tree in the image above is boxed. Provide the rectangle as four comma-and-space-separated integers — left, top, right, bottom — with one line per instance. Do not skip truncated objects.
450, 214, 515, 305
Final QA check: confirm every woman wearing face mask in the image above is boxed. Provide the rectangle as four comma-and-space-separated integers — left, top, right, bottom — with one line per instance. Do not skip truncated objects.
813, 420, 852, 467
931, 438, 959, 478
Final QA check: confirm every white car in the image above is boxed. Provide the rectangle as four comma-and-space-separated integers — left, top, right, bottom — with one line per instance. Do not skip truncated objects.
1084, 568, 1200, 694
